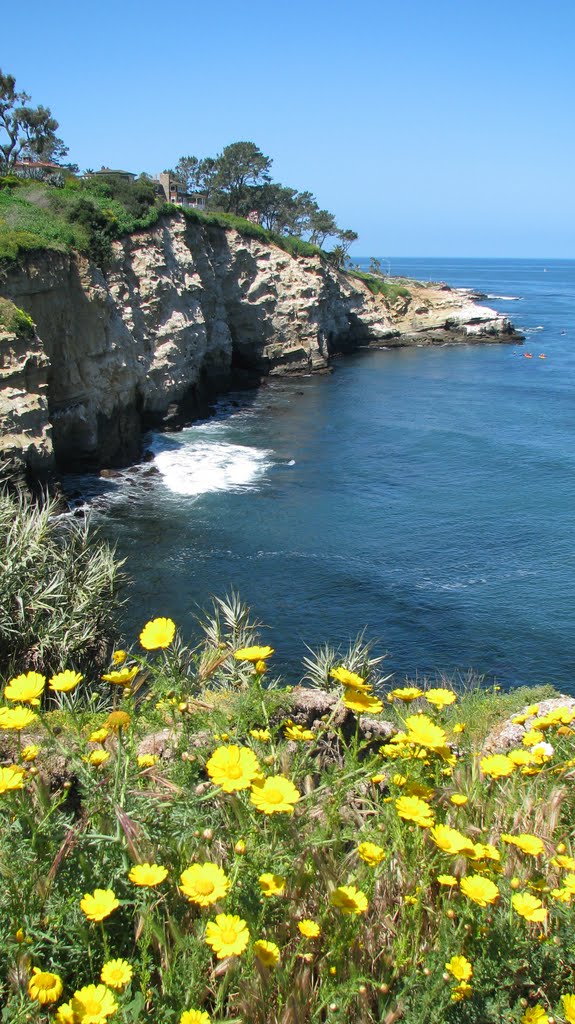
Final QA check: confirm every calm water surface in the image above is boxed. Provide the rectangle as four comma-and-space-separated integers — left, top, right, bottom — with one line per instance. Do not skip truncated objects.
72, 258, 575, 691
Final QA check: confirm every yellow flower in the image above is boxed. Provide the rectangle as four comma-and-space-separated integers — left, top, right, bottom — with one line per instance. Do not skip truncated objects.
562, 994, 575, 1024
550, 888, 572, 903
389, 687, 423, 702
342, 687, 383, 714
71, 983, 118, 1021
180, 1011, 211, 1024
469, 842, 500, 862
562, 874, 575, 894
512, 892, 547, 923
112, 650, 127, 665
508, 748, 535, 766
259, 873, 286, 897
460, 875, 499, 907
139, 617, 176, 649
106, 711, 130, 731
100, 958, 133, 990
180, 862, 230, 905
21, 744, 39, 762
522, 729, 545, 747
128, 862, 168, 887
371, 773, 386, 783
137, 754, 159, 768
233, 645, 274, 662
87, 750, 110, 766
501, 833, 544, 856
330, 885, 368, 915
451, 981, 473, 1001
330, 666, 370, 691
80, 888, 119, 922
437, 874, 458, 886
357, 841, 385, 866
480, 753, 516, 778
49, 670, 83, 692
445, 955, 473, 981
56, 1002, 75, 1024
5, 671, 45, 705
521, 1006, 550, 1024
404, 714, 448, 751
453, 722, 466, 733
101, 667, 139, 686
254, 659, 267, 674
205, 913, 249, 958
395, 795, 435, 828
0, 765, 25, 793
450, 793, 468, 806
430, 824, 475, 856
28, 967, 63, 1004
254, 939, 280, 966
250, 775, 300, 814
89, 728, 109, 744
206, 744, 262, 792
552, 854, 575, 870
424, 688, 457, 708
298, 919, 320, 937
0, 706, 37, 731
250, 728, 271, 741
284, 722, 315, 741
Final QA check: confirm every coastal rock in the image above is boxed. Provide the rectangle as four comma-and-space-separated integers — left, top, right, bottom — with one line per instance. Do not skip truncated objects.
0, 214, 521, 476
482, 696, 575, 753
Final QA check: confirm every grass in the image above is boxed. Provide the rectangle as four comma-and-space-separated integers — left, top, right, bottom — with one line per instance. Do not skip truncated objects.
0, 297, 35, 338
1, 593, 575, 1024
0, 177, 327, 270
348, 270, 412, 305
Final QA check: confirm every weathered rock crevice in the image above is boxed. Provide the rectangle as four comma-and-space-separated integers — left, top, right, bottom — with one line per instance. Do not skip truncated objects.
0, 213, 521, 482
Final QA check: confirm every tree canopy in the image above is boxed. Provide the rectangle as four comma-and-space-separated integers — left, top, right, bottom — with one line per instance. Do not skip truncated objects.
166, 141, 356, 253
0, 70, 68, 170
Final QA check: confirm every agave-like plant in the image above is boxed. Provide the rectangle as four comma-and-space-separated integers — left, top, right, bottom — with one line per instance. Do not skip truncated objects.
301, 630, 391, 692
0, 487, 125, 679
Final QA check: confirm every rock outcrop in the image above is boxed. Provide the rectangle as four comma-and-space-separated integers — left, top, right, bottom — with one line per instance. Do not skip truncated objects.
0, 213, 521, 480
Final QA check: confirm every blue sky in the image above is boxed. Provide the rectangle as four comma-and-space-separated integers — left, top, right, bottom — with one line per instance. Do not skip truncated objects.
3, 0, 574, 256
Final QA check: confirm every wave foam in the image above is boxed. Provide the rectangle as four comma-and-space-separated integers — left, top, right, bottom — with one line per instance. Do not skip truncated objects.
486, 294, 521, 301
154, 440, 273, 496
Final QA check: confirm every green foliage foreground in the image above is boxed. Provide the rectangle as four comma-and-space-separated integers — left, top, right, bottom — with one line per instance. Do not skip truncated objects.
1, 599, 575, 1024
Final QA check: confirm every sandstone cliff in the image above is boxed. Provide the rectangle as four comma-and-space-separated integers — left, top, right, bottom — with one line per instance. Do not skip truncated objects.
0, 213, 519, 481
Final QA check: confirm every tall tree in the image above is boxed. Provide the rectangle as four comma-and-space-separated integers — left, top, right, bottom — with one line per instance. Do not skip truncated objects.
213, 142, 272, 214
171, 155, 218, 202
0, 70, 67, 169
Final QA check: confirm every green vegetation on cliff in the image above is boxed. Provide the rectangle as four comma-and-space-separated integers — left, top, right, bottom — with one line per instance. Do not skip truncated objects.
349, 269, 412, 305
0, 296, 34, 337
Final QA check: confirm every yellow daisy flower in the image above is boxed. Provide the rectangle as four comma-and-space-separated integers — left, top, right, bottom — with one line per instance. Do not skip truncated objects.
258, 873, 286, 897
445, 955, 473, 981
0, 706, 37, 731
0, 765, 25, 793
395, 795, 435, 828
206, 745, 262, 792
501, 833, 544, 856
49, 670, 83, 692
21, 744, 39, 762
298, 919, 320, 937
459, 875, 499, 907
139, 617, 176, 650
100, 958, 133, 990
128, 863, 168, 887
28, 967, 63, 1005
80, 888, 119, 922
357, 841, 385, 866
284, 722, 315, 741
330, 666, 370, 690
424, 688, 457, 708
180, 862, 230, 905
4, 671, 45, 705
389, 687, 423, 702
342, 687, 383, 714
180, 1011, 211, 1024
137, 754, 159, 768
71, 984, 118, 1021
330, 885, 368, 915
204, 913, 249, 958
250, 775, 300, 815
233, 645, 274, 662
480, 754, 516, 778
254, 939, 280, 966
512, 892, 547, 923
101, 667, 139, 686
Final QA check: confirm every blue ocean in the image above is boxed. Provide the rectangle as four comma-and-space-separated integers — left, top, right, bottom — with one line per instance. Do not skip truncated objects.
80, 258, 575, 691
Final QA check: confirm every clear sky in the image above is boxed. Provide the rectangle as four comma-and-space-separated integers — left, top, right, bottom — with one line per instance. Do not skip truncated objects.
3, 0, 574, 256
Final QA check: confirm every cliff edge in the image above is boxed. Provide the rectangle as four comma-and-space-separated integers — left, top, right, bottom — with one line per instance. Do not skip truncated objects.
0, 213, 520, 482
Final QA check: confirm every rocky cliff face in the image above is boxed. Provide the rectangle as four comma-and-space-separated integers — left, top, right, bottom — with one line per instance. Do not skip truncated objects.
0, 213, 520, 480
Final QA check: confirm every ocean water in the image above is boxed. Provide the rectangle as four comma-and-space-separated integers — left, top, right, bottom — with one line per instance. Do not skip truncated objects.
73, 258, 575, 691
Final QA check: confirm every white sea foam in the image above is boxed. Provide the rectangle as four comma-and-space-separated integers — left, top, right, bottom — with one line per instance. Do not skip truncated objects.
486, 294, 521, 300
524, 326, 544, 333
154, 440, 273, 496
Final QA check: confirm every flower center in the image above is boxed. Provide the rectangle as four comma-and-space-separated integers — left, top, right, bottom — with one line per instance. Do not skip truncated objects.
227, 765, 242, 779
195, 879, 215, 895
266, 788, 283, 804
220, 928, 238, 944
82, 998, 102, 1014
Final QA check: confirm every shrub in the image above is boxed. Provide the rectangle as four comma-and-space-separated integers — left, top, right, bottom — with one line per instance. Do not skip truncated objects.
0, 297, 34, 338
349, 269, 412, 304
0, 489, 125, 678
